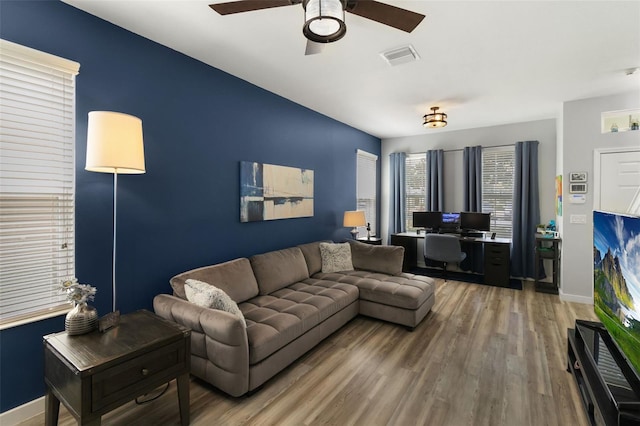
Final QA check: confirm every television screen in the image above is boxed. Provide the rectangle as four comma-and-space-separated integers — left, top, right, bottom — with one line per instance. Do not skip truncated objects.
413, 211, 442, 229
460, 212, 491, 231
593, 210, 640, 375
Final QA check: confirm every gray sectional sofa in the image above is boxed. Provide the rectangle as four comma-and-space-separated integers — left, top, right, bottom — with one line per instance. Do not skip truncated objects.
153, 240, 435, 397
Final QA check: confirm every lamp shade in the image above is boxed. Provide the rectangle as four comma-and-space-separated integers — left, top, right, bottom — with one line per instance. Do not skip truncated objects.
86, 111, 145, 174
343, 210, 366, 227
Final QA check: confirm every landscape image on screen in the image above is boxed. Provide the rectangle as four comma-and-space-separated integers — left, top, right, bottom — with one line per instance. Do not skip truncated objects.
593, 210, 640, 374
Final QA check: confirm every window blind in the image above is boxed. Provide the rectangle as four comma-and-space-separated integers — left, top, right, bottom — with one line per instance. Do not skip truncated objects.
0, 39, 80, 326
405, 153, 426, 230
356, 149, 377, 235
482, 146, 515, 238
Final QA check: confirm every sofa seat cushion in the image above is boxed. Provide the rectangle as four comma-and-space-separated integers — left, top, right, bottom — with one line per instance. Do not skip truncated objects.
312, 271, 434, 310
240, 279, 358, 364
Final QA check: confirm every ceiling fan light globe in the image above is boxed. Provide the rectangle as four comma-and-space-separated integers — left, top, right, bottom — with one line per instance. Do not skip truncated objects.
303, 0, 346, 43
309, 18, 340, 36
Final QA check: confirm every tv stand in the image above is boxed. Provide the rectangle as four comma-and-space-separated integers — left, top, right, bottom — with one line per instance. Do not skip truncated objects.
567, 320, 640, 425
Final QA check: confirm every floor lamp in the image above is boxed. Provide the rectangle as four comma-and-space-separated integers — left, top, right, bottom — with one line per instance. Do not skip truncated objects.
86, 111, 145, 313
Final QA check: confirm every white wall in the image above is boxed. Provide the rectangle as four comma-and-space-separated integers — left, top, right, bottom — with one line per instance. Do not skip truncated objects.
556, 106, 564, 235
381, 119, 557, 243
559, 91, 640, 303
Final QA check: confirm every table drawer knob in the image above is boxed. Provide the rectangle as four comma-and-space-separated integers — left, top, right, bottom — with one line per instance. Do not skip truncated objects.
141, 368, 149, 376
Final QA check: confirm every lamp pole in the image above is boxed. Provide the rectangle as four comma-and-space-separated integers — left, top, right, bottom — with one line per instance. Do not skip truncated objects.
112, 170, 118, 312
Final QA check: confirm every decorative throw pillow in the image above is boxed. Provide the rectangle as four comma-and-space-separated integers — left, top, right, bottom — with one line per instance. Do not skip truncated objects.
319, 242, 354, 273
184, 279, 246, 327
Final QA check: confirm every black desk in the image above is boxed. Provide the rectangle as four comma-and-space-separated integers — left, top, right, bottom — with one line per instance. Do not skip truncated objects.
390, 232, 512, 287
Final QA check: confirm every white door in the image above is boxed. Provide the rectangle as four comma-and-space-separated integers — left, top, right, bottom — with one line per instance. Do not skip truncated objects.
595, 148, 640, 214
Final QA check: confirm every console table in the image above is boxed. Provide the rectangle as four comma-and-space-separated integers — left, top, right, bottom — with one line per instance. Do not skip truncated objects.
44, 309, 190, 426
390, 232, 512, 287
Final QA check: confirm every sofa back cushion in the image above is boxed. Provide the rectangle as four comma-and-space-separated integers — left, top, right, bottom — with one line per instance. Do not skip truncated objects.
170, 258, 259, 303
297, 241, 330, 276
347, 240, 404, 276
250, 247, 310, 295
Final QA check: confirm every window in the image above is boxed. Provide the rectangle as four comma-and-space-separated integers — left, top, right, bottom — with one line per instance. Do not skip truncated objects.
0, 39, 80, 327
405, 153, 426, 230
482, 146, 515, 238
356, 149, 378, 235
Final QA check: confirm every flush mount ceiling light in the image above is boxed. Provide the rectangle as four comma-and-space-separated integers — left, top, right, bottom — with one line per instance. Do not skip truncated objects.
423, 106, 448, 128
303, 0, 347, 43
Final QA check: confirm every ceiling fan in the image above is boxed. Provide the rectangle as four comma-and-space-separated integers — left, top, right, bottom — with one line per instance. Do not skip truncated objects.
209, 0, 425, 55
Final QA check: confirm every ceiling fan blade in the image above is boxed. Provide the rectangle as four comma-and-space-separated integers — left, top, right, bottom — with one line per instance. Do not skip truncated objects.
209, 1, 299, 15
305, 40, 324, 56
346, 1, 425, 33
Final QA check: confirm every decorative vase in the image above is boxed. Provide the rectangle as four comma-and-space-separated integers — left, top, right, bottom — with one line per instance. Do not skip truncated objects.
65, 303, 98, 335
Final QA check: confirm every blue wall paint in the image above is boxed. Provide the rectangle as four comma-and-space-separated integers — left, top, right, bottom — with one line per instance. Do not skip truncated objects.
0, 0, 380, 411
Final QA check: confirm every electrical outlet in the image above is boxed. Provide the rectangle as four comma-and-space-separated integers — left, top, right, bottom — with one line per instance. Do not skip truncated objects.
570, 214, 587, 224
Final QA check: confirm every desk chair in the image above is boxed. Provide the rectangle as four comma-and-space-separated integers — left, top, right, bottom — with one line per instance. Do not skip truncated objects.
424, 234, 467, 281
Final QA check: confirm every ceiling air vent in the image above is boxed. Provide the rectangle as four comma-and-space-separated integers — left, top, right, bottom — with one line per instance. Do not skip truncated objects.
380, 45, 420, 67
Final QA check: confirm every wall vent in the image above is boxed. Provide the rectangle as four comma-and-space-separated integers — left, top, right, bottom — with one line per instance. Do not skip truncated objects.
380, 45, 420, 66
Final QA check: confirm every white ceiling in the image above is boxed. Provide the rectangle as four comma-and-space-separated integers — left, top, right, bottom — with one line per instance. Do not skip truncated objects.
62, 0, 640, 139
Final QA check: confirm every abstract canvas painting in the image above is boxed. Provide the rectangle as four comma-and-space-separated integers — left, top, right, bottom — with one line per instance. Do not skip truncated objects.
240, 161, 314, 222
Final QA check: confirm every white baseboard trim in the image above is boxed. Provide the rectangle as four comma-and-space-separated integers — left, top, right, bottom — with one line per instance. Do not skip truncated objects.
559, 290, 593, 305
0, 396, 44, 425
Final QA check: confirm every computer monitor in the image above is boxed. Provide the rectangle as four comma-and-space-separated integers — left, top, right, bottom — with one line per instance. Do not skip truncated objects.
439, 212, 460, 233
412, 211, 442, 230
460, 212, 491, 232
442, 212, 460, 226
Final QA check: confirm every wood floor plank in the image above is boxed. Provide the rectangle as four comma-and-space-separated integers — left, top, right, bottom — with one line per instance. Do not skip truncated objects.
20, 279, 597, 426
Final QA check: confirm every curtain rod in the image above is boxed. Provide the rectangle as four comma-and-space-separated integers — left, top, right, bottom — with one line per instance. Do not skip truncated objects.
413, 143, 515, 155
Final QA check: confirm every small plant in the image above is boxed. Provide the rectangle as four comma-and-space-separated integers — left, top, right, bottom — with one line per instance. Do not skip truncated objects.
60, 277, 97, 305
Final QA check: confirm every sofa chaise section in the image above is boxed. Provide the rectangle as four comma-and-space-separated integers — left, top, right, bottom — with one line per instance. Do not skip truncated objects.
299, 240, 435, 329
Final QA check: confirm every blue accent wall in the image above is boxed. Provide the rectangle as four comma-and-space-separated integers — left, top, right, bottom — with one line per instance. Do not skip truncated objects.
0, 0, 380, 412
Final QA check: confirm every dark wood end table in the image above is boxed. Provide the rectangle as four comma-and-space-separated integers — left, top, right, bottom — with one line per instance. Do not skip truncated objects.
356, 237, 382, 245
44, 309, 191, 426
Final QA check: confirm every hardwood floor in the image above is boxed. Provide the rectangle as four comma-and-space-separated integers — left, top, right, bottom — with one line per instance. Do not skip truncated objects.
21, 279, 596, 426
